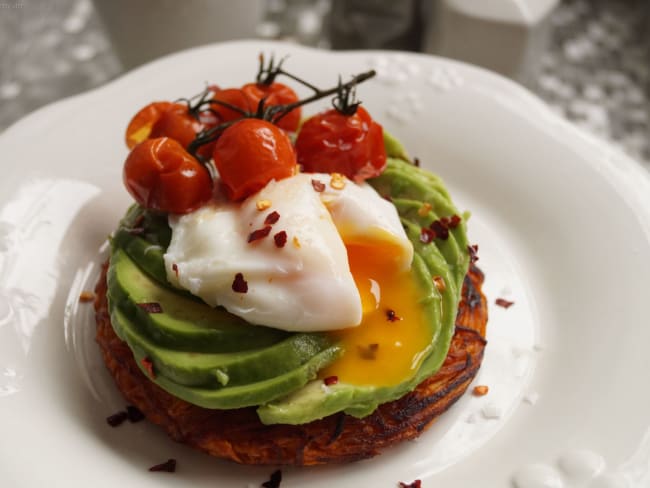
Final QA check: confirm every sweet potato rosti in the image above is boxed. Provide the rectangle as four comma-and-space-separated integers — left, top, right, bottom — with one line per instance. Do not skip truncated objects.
94, 262, 487, 466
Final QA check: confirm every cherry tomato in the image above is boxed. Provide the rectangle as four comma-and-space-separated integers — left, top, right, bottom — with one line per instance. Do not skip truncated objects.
123, 137, 213, 214
125, 101, 173, 149
211, 88, 252, 123
212, 119, 297, 201
294, 106, 386, 182
149, 103, 204, 149
242, 82, 301, 132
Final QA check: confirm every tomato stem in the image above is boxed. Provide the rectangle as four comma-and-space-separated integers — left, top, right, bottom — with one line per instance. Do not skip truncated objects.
270, 69, 375, 124
186, 66, 377, 160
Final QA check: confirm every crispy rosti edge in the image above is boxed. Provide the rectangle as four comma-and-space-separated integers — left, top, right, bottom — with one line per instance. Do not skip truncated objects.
94, 262, 488, 466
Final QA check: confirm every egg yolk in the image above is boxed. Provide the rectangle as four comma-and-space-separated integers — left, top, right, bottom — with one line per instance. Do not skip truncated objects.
321, 243, 432, 386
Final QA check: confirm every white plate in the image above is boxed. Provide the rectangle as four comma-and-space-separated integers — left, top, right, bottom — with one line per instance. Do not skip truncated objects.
1, 41, 649, 488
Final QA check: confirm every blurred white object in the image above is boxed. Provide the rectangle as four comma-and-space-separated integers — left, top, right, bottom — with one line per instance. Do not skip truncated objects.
92, 0, 263, 69
424, 0, 559, 82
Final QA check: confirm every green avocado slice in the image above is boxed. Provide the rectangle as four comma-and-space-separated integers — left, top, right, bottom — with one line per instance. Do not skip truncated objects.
111, 305, 341, 409
107, 248, 288, 353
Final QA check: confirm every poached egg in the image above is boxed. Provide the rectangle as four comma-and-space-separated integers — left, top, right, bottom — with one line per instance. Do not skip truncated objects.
164, 173, 412, 332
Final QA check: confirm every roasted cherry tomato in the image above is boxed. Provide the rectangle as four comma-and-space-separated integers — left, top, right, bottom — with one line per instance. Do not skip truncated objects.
125, 101, 173, 149
211, 88, 253, 123
212, 119, 296, 201
149, 103, 204, 149
123, 137, 213, 214
294, 106, 386, 182
242, 82, 301, 132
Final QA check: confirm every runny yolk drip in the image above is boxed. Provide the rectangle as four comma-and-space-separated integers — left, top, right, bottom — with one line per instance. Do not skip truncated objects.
321, 242, 432, 387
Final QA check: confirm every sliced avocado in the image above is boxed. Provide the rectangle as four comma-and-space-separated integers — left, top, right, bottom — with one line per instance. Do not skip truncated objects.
107, 248, 288, 352
112, 305, 340, 409
109, 305, 338, 388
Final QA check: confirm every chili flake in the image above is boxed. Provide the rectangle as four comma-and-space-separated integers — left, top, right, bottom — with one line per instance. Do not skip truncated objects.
449, 214, 462, 228
473, 385, 489, 396
148, 459, 176, 473
311, 179, 326, 192
248, 225, 272, 243
232, 273, 248, 293
106, 411, 128, 427
495, 298, 514, 309
172, 263, 179, 277
79, 291, 95, 302
358, 343, 379, 360
264, 210, 281, 225
141, 357, 155, 379
324, 376, 338, 386
292, 236, 301, 249
419, 227, 436, 244
126, 405, 145, 423
256, 199, 272, 211
418, 202, 432, 217
330, 172, 346, 190
399, 480, 422, 488
413, 157, 421, 167
468, 244, 479, 263
386, 309, 402, 322
137, 302, 163, 313
430, 219, 449, 240
274, 230, 288, 248
433, 276, 446, 292
262, 469, 282, 488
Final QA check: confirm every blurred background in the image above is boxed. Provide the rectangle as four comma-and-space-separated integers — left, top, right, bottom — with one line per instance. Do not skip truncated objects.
1, 0, 648, 169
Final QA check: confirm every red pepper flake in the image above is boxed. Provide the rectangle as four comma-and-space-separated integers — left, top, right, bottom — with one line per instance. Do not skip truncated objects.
106, 411, 128, 427
148, 459, 176, 473
358, 343, 379, 360
141, 357, 155, 379
433, 275, 446, 292
232, 272, 248, 293
413, 157, 420, 167
468, 244, 479, 263
274, 230, 288, 248
386, 309, 402, 322
495, 298, 515, 309
417, 202, 432, 217
399, 480, 422, 488
137, 302, 163, 313
79, 291, 95, 302
126, 405, 145, 423
430, 219, 449, 240
324, 376, 338, 386
172, 263, 179, 277
473, 385, 489, 396
262, 469, 282, 488
248, 225, 272, 243
420, 227, 436, 244
264, 210, 281, 225
311, 179, 325, 192
256, 199, 272, 211
449, 214, 462, 228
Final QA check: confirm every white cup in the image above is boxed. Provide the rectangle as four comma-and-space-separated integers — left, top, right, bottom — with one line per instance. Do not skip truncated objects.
93, 0, 264, 69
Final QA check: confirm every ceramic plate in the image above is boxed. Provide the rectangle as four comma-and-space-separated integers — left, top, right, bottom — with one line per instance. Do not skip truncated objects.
1, 41, 649, 488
